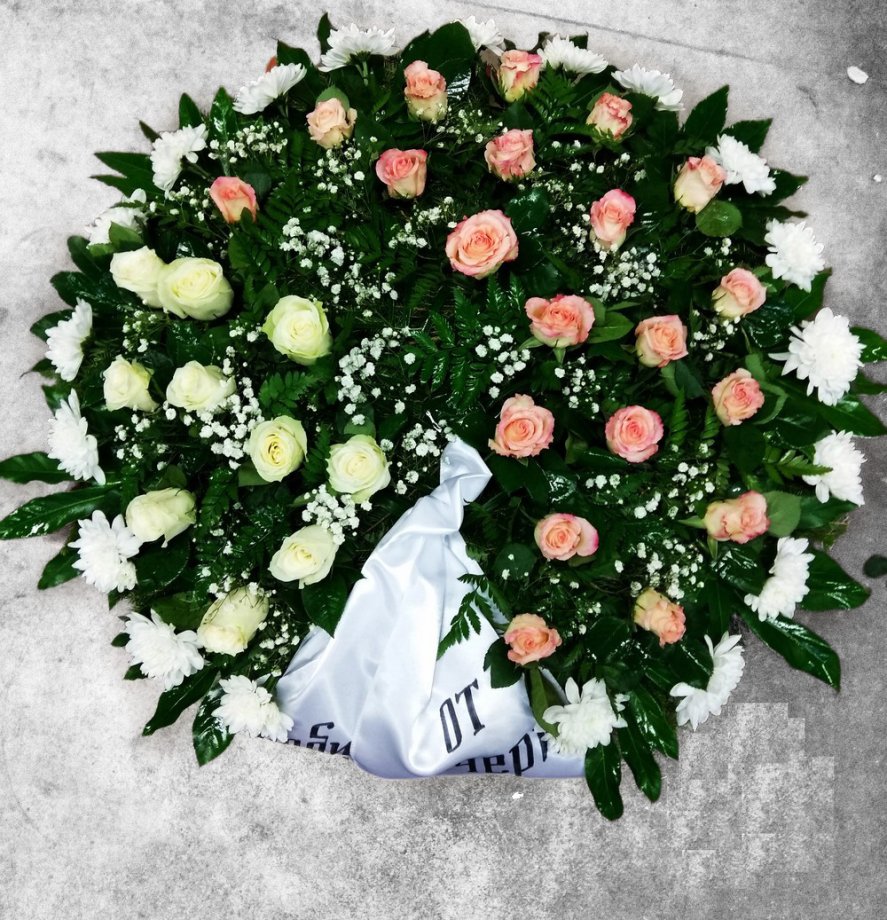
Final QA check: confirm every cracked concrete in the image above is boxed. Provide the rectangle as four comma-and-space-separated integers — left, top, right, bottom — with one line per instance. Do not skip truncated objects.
1, 1, 885, 918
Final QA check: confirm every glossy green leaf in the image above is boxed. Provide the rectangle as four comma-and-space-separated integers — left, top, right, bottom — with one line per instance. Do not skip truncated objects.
528, 668, 558, 734
587, 310, 633, 344
0, 485, 118, 540
584, 741, 624, 820
627, 686, 678, 759
505, 187, 552, 233
492, 542, 537, 580
618, 709, 662, 802
696, 200, 743, 238
763, 490, 803, 536
682, 85, 729, 144
784, 269, 829, 321
179, 93, 203, 128
852, 326, 887, 364
740, 609, 840, 689
193, 694, 234, 766
134, 535, 191, 595
301, 572, 349, 634
724, 118, 771, 152
0, 452, 71, 485
797, 495, 857, 530
483, 639, 522, 688
143, 666, 217, 735
815, 394, 886, 437
803, 550, 869, 610
151, 592, 206, 630
38, 543, 79, 589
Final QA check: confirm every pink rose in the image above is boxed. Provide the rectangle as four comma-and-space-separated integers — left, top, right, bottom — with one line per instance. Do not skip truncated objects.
674, 155, 726, 212
712, 369, 765, 426
704, 491, 770, 544
445, 209, 519, 279
605, 405, 664, 463
209, 176, 258, 224
586, 93, 633, 139
484, 129, 536, 181
589, 189, 636, 250
498, 50, 542, 102
403, 60, 448, 122
525, 294, 595, 347
635, 315, 689, 368
375, 148, 428, 199
713, 268, 767, 319
489, 394, 554, 458
633, 588, 686, 647
504, 613, 562, 665
534, 513, 599, 561
306, 98, 357, 149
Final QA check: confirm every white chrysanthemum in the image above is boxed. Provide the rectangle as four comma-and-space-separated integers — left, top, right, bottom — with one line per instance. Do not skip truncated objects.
764, 220, 825, 291
71, 510, 140, 593
613, 64, 683, 111
86, 189, 147, 245
540, 36, 607, 75
125, 611, 204, 689
706, 134, 775, 195
46, 300, 92, 382
803, 430, 865, 505
460, 16, 505, 54
233, 63, 307, 115
771, 307, 863, 405
671, 633, 744, 730
215, 675, 294, 743
744, 537, 814, 621
319, 24, 397, 72
150, 124, 208, 192
542, 678, 626, 755
47, 390, 105, 484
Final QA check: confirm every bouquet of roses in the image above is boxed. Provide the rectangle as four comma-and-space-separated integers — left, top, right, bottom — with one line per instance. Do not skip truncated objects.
2, 14, 883, 818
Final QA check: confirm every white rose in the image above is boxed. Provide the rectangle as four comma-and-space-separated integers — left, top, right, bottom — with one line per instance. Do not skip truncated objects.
103, 356, 157, 411
197, 587, 268, 656
248, 416, 308, 482
269, 525, 337, 587
262, 295, 332, 365
125, 488, 196, 545
166, 361, 235, 413
109, 246, 166, 307
327, 434, 391, 502
157, 257, 234, 320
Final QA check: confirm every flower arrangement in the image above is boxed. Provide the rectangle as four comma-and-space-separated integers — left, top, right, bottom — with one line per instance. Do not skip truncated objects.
2, 14, 884, 819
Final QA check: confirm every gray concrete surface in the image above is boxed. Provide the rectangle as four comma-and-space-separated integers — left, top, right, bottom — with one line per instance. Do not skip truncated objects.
1, 1, 885, 918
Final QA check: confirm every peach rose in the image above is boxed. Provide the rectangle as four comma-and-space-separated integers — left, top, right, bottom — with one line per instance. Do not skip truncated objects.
498, 50, 542, 102
403, 60, 448, 122
445, 209, 519, 279
534, 513, 599, 561
375, 148, 428, 199
504, 613, 562, 665
704, 491, 770, 544
306, 98, 357, 149
489, 394, 555, 458
209, 176, 258, 224
589, 189, 636, 250
712, 369, 765, 426
525, 294, 595, 347
485, 129, 536, 181
605, 405, 664, 463
633, 588, 686, 647
713, 268, 767, 319
674, 155, 726, 212
586, 93, 633, 139
635, 315, 689, 368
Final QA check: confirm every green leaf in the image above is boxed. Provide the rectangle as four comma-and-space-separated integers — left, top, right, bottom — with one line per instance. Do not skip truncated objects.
134, 535, 191, 594
724, 118, 771, 152
483, 639, 522, 688
193, 694, 234, 766
0, 485, 117, 540
317, 12, 333, 53
803, 550, 869, 610
682, 86, 729, 144
700, 578, 736, 637
492, 542, 537, 580
587, 310, 633, 344
852, 326, 887, 364
739, 609, 840, 689
151, 592, 206, 630
695, 200, 743, 237
30, 309, 71, 342
398, 22, 475, 95
301, 572, 349, 634
584, 742, 624, 820
38, 543, 80, 589
179, 93, 203, 128
797, 495, 856, 530
743, 300, 794, 349
723, 424, 766, 476
505, 187, 551, 233
863, 554, 887, 578
528, 668, 558, 735
814, 394, 886, 438
143, 666, 217, 735
762, 490, 803, 537
618, 709, 661, 801
628, 686, 678, 759
93, 151, 153, 195
0, 452, 71, 485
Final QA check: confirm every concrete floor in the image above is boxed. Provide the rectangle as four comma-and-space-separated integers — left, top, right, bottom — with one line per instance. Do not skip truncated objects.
1, 1, 885, 917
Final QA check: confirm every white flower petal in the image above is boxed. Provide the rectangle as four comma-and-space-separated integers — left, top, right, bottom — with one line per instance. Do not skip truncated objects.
803, 430, 865, 505
613, 64, 683, 111
707, 134, 775, 195
70, 511, 139, 593
318, 25, 397, 72
764, 220, 825, 291
540, 36, 607, 75
125, 611, 204, 689
46, 300, 92, 382
233, 63, 307, 115
47, 390, 105, 484
744, 537, 814, 621
671, 633, 744, 729
460, 16, 505, 55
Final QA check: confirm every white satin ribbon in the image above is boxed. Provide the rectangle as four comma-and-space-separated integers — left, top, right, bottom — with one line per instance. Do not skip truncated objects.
276, 437, 584, 778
